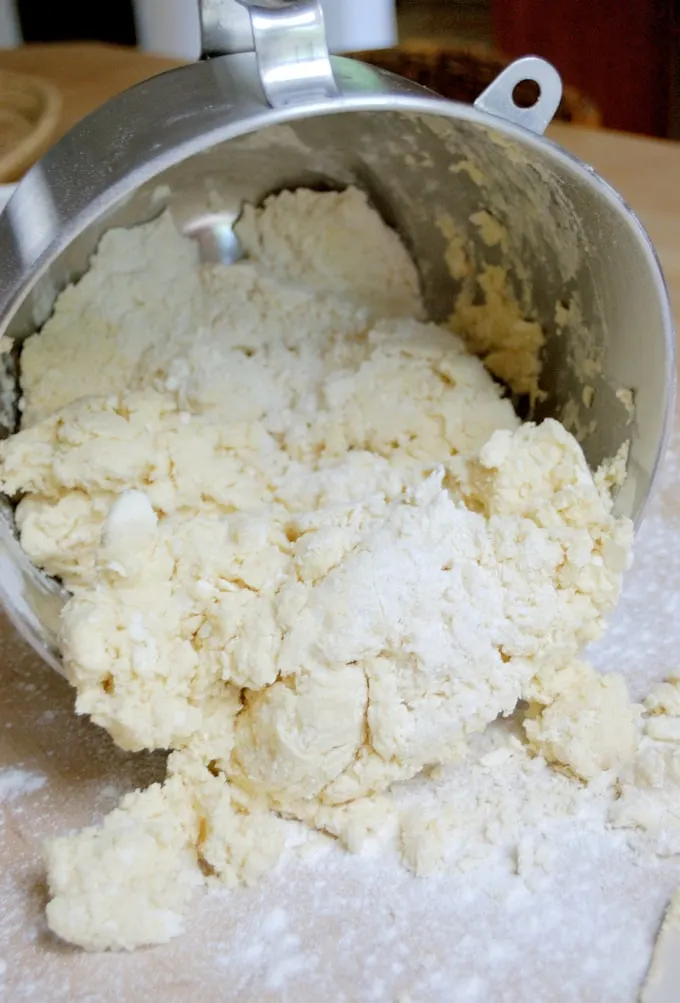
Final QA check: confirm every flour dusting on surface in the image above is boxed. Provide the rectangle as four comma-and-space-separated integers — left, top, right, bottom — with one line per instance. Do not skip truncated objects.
0, 767, 45, 802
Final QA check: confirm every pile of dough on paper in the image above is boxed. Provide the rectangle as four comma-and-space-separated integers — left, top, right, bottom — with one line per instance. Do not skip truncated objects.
0, 187, 639, 951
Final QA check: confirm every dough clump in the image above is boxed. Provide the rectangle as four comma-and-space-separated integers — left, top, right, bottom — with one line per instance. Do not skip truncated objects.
0, 187, 636, 950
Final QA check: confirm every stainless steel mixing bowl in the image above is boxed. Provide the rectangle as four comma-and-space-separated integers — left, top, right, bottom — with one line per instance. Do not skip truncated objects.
0, 0, 673, 671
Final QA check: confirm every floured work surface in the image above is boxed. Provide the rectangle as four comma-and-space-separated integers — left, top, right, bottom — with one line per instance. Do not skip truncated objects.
5, 437, 680, 1003
1, 184, 680, 1001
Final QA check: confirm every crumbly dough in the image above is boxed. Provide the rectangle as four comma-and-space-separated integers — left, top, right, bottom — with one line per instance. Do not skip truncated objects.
0, 186, 637, 951
522, 661, 640, 782
437, 212, 546, 403
450, 261, 546, 403
610, 676, 680, 857
45, 750, 288, 951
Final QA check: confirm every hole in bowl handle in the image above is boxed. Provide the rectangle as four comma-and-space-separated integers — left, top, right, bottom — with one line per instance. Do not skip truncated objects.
474, 56, 563, 135
199, 0, 338, 108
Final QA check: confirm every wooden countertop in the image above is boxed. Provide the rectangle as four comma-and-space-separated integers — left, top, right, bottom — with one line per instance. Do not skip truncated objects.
0, 43, 185, 143
1, 42, 680, 1003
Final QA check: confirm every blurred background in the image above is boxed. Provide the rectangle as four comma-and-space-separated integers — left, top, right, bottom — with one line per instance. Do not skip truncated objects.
0, 0, 676, 138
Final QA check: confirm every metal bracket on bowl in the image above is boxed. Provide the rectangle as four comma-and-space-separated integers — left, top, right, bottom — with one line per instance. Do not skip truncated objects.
200, 0, 254, 55
474, 56, 563, 135
199, 0, 338, 108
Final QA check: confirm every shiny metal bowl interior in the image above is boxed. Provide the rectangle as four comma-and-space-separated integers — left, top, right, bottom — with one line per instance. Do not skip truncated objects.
0, 52, 673, 669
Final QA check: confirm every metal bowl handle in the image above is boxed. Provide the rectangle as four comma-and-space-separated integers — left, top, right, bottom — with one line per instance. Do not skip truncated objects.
199, 0, 338, 107
474, 56, 563, 135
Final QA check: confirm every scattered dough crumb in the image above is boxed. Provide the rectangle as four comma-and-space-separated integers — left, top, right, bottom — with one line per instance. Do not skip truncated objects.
616, 386, 636, 423
522, 662, 640, 782
595, 441, 630, 502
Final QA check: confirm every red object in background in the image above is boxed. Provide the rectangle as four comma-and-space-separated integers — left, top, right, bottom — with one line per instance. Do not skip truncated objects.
491, 0, 672, 136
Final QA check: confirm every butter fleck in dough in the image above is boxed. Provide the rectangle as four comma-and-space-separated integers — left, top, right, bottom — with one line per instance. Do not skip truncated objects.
0, 187, 637, 951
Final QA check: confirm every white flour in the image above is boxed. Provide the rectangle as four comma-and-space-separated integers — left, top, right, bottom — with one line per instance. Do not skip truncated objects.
0, 767, 45, 803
